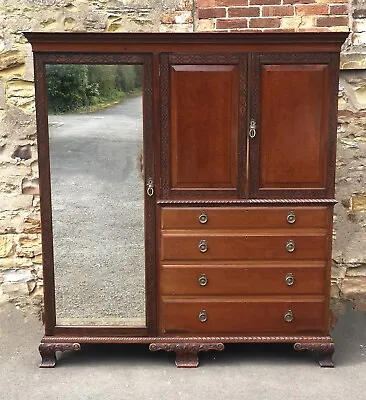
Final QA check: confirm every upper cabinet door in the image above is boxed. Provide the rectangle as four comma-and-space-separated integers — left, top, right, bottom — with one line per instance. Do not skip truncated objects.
249, 53, 339, 199
160, 53, 247, 199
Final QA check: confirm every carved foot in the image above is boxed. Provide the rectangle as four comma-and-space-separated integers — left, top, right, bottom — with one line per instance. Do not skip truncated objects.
294, 342, 335, 368
39, 343, 81, 368
149, 343, 224, 368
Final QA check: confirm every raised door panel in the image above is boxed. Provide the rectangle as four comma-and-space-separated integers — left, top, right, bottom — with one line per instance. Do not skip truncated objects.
249, 53, 339, 198
160, 54, 247, 199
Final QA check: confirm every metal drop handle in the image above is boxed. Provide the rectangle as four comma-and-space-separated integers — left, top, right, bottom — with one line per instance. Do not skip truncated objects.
287, 211, 296, 224
198, 211, 208, 224
146, 178, 154, 197
286, 240, 295, 253
284, 310, 294, 323
248, 119, 257, 139
198, 310, 208, 323
285, 273, 295, 286
198, 274, 208, 286
198, 240, 208, 253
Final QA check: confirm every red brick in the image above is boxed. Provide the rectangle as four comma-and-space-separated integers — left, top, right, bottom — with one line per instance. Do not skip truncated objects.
228, 6, 260, 17
296, 4, 329, 16
197, 0, 216, 7
229, 28, 263, 32
216, 0, 249, 5
262, 28, 296, 32
198, 7, 226, 19
283, 0, 315, 4
249, 0, 280, 5
316, 16, 349, 27
216, 18, 248, 29
262, 6, 294, 17
329, 4, 349, 15
249, 17, 281, 28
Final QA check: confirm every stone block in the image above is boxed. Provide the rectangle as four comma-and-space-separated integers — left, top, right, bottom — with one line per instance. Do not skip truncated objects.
0, 193, 33, 212
21, 177, 39, 195
346, 265, 366, 277
351, 193, 366, 211
341, 277, 366, 300
6, 79, 35, 112
0, 236, 16, 258
18, 235, 41, 249
0, 50, 25, 71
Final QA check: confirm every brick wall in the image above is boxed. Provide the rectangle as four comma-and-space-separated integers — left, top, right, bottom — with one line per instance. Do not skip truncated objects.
196, 0, 350, 32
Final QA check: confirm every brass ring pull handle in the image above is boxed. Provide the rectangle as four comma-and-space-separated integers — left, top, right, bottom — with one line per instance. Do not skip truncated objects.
198, 273, 208, 286
198, 240, 208, 253
286, 240, 295, 253
198, 310, 208, 323
285, 273, 295, 286
198, 211, 208, 224
284, 310, 294, 323
248, 119, 257, 139
287, 211, 296, 224
146, 178, 154, 197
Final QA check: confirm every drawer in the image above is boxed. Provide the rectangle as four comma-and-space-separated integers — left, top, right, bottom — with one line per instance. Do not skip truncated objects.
160, 299, 326, 334
161, 207, 329, 230
161, 233, 327, 261
160, 264, 325, 296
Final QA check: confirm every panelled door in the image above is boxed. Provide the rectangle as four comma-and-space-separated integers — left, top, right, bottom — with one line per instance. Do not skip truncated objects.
159, 53, 248, 200
248, 52, 339, 199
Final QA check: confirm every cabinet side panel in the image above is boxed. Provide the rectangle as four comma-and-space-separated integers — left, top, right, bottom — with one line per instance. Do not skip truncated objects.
170, 65, 238, 189
259, 64, 329, 190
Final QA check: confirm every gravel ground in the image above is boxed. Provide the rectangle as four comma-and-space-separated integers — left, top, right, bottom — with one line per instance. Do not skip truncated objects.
48, 96, 145, 325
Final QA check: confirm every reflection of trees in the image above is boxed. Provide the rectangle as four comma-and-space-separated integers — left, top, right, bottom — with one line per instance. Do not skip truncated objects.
46, 64, 142, 114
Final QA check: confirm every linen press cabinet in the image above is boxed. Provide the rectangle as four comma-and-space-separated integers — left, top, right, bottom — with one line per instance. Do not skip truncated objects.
26, 32, 347, 368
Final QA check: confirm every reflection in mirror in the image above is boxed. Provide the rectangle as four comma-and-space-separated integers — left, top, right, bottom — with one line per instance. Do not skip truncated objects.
46, 64, 145, 326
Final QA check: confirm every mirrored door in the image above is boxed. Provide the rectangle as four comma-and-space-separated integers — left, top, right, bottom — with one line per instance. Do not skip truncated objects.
36, 54, 155, 329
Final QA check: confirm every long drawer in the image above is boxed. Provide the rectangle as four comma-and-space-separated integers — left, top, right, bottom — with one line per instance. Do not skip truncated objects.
160, 298, 326, 334
161, 207, 330, 230
160, 264, 325, 295
161, 233, 327, 261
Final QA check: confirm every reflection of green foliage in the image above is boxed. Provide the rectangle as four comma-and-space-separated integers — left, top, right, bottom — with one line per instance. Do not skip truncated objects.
46, 64, 142, 114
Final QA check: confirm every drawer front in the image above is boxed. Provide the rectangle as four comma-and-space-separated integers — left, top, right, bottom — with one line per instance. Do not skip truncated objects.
161, 207, 329, 230
160, 299, 326, 334
161, 233, 327, 261
160, 265, 325, 296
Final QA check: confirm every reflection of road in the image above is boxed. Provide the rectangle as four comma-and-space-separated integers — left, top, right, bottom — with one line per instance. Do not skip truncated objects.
48, 96, 145, 325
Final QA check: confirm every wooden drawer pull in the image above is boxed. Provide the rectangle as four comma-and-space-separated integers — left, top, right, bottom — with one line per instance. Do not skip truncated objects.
286, 240, 295, 253
198, 211, 208, 224
198, 240, 208, 253
287, 211, 296, 224
284, 310, 294, 323
198, 310, 208, 323
198, 274, 208, 286
285, 273, 295, 286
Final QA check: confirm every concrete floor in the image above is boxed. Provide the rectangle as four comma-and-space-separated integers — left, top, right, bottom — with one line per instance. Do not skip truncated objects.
0, 302, 365, 400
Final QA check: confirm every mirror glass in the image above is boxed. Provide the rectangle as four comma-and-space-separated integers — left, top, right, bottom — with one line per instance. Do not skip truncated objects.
46, 64, 145, 326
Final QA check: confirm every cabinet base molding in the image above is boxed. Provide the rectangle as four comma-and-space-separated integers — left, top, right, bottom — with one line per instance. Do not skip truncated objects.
39, 335, 334, 367
149, 342, 225, 368
294, 342, 335, 368
39, 342, 81, 368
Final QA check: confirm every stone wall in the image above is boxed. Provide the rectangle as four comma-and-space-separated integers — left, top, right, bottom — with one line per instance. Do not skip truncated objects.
0, 0, 365, 315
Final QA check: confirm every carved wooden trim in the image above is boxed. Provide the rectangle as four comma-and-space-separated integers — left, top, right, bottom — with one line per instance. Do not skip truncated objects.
149, 342, 224, 368
157, 199, 337, 205
294, 342, 335, 368
39, 342, 81, 368
42, 335, 333, 344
